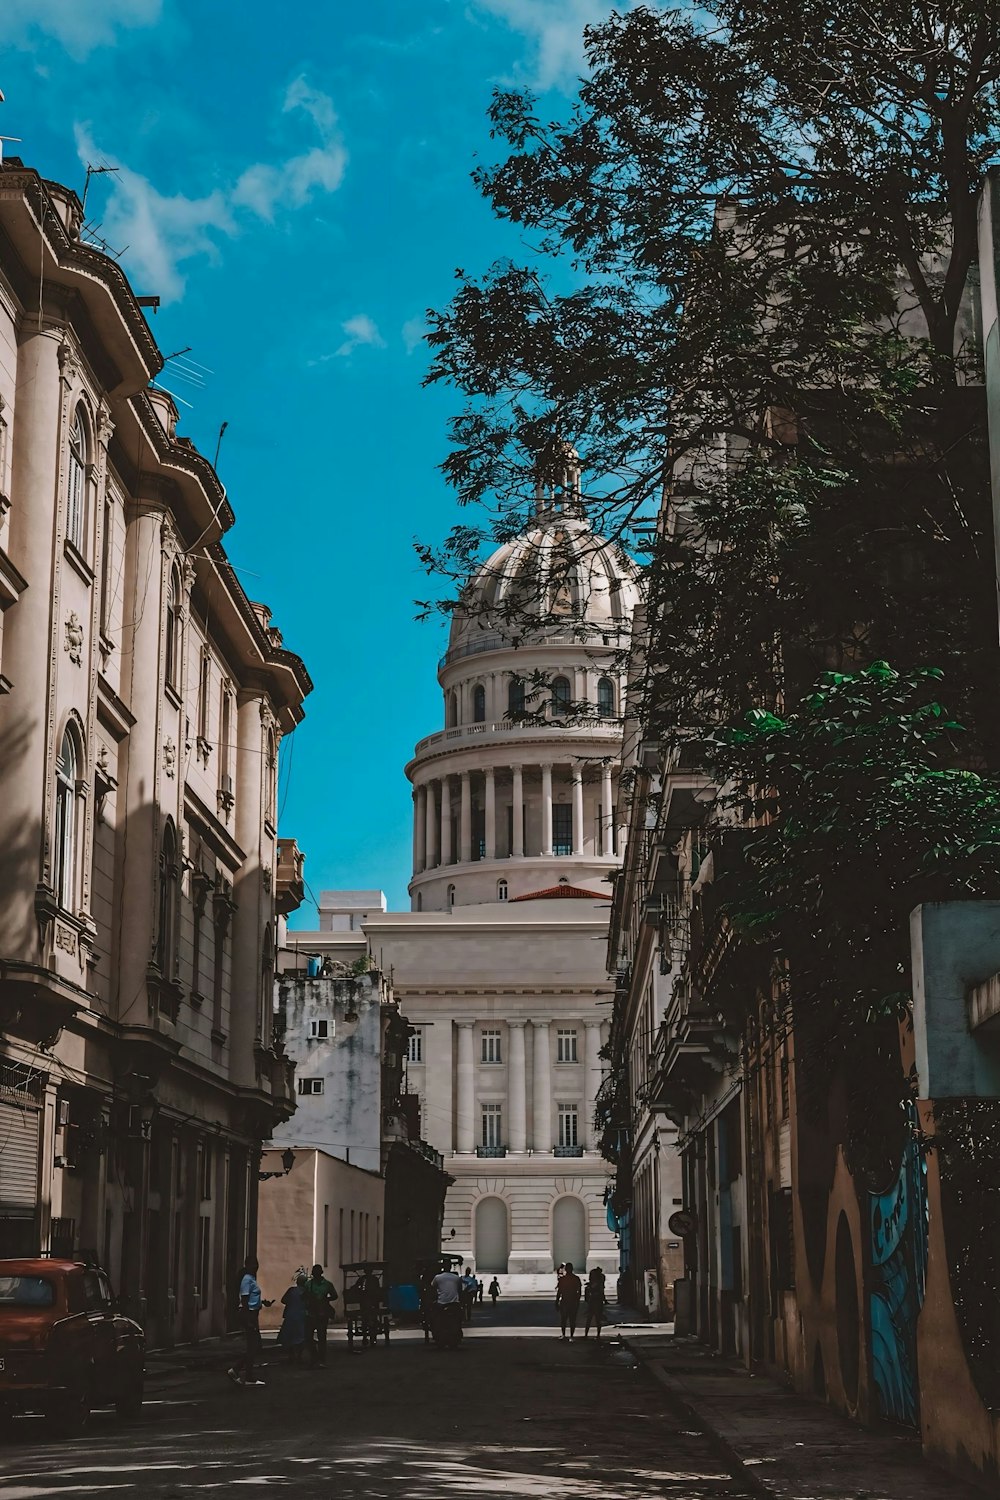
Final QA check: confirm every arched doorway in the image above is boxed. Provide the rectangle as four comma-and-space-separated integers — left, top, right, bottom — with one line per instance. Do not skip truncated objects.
475, 1196, 509, 1272
552, 1196, 586, 1270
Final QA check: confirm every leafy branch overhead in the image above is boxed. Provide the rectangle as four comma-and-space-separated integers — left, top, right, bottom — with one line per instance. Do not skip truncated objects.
424, 2, 1000, 750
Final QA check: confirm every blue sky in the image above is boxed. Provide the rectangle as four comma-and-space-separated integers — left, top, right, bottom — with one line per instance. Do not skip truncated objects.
0, 0, 618, 916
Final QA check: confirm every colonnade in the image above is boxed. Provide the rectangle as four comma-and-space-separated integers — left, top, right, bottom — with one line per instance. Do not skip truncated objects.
453, 1017, 604, 1154
413, 762, 617, 872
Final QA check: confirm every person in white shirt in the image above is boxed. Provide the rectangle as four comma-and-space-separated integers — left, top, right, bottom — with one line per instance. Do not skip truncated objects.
431, 1266, 462, 1305
430, 1263, 464, 1349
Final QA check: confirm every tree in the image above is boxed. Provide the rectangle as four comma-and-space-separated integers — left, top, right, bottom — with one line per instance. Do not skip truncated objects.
425, 3, 1000, 750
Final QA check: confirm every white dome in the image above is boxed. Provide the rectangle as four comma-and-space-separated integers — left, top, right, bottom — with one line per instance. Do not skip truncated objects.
448, 513, 640, 655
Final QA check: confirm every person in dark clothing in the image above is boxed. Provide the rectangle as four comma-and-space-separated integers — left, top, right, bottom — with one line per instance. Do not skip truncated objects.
303, 1263, 338, 1367
359, 1270, 382, 1345
584, 1266, 607, 1337
488, 1277, 501, 1307
556, 1261, 583, 1340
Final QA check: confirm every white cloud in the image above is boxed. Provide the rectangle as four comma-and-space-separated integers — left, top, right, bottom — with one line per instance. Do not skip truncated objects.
2, 0, 161, 56
470, 0, 621, 90
75, 78, 347, 303
402, 316, 429, 355
335, 314, 386, 358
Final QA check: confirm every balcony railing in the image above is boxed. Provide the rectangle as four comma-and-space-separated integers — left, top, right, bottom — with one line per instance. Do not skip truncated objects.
413, 717, 622, 757
553, 1144, 584, 1157
476, 1145, 507, 1158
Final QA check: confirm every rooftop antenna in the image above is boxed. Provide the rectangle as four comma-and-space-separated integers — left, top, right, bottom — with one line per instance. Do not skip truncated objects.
214, 420, 228, 468
82, 163, 119, 213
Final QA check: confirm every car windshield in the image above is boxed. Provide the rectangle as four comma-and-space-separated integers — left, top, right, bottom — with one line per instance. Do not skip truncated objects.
0, 1275, 56, 1308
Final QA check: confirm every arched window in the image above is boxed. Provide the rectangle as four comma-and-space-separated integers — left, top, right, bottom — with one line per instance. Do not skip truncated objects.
164, 567, 182, 692
597, 676, 615, 716
508, 677, 525, 717
156, 821, 179, 978
446, 691, 458, 728
472, 684, 486, 723
67, 408, 87, 552
54, 725, 80, 910
497, 879, 508, 903
551, 676, 571, 717
447, 883, 456, 909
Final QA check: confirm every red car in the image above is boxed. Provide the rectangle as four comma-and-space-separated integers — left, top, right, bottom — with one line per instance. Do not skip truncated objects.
0, 1259, 144, 1434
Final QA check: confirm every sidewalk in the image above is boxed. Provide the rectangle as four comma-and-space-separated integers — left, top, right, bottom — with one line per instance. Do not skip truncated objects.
618, 1329, 988, 1500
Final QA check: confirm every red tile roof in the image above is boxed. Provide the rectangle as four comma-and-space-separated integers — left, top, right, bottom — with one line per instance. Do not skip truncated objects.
510, 884, 611, 902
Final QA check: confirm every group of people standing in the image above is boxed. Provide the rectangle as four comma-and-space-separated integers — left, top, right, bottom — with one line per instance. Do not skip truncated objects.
555, 1263, 607, 1340
227, 1257, 339, 1387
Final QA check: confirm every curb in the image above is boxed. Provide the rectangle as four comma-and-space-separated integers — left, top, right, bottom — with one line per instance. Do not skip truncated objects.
617, 1333, 774, 1499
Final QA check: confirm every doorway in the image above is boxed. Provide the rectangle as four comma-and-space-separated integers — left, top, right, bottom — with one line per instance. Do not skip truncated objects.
475, 1196, 509, 1272
552, 1196, 586, 1270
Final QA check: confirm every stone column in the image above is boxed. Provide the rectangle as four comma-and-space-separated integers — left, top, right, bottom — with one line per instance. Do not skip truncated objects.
532, 1020, 552, 1151
440, 776, 452, 866
584, 1021, 603, 1150
510, 764, 523, 857
508, 1020, 527, 1153
541, 763, 554, 856
456, 1021, 475, 1153
601, 765, 614, 856
424, 780, 438, 869
572, 768, 585, 856
484, 767, 496, 860
413, 787, 426, 874
460, 771, 472, 863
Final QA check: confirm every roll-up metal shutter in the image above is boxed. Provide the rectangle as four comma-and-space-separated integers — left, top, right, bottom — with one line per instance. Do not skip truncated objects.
0, 1099, 41, 1209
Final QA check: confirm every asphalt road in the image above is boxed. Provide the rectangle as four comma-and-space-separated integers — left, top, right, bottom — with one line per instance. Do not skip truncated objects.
0, 1301, 755, 1499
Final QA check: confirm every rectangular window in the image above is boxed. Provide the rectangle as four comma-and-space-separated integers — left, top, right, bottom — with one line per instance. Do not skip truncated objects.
296, 1077, 324, 1096
558, 1105, 579, 1148
407, 1027, 423, 1064
350, 1209, 355, 1261
201, 1141, 212, 1200
556, 1028, 578, 1063
100, 496, 113, 634
323, 1204, 329, 1264
481, 1028, 502, 1064
339, 1208, 344, 1269
198, 652, 211, 741
553, 804, 573, 856
199, 1216, 211, 1310
308, 1018, 330, 1040
482, 1103, 503, 1149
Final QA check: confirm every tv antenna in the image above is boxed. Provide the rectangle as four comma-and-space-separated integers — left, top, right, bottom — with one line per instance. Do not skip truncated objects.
82, 163, 120, 212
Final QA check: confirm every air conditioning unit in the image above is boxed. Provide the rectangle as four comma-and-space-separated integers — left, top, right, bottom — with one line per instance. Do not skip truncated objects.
57, 1099, 71, 1128
219, 773, 233, 795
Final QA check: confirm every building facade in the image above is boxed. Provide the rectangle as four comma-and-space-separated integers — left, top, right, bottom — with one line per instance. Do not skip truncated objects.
291, 450, 639, 1285
0, 159, 310, 1347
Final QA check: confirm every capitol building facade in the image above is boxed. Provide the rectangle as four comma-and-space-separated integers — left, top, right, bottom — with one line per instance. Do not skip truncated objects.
295, 450, 639, 1283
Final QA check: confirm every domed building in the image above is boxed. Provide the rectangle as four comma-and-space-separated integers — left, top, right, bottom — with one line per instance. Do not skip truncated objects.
408, 444, 639, 912
295, 451, 641, 1287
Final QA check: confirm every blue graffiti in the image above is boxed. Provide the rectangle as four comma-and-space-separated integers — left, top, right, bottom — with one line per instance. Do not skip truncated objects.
868, 1101, 928, 1426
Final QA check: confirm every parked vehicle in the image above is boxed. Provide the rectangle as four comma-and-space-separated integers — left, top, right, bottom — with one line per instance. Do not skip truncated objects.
0, 1259, 144, 1434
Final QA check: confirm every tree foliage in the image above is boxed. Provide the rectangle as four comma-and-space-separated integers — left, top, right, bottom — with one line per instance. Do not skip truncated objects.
425, 2, 1000, 746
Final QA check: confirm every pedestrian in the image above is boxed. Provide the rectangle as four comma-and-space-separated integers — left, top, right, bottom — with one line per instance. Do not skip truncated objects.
277, 1273, 308, 1364
460, 1265, 478, 1323
488, 1276, 501, 1307
303, 1262, 338, 1367
430, 1261, 464, 1349
557, 1262, 567, 1282
477, 1278, 484, 1303
556, 1260, 583, 1340
359, 1268, 382, 1346
583, 1267, 607, 1338
228, 1254, 273, 1387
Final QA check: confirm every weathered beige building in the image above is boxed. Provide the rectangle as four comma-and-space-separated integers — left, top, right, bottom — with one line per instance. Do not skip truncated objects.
0, 158, 310, 1346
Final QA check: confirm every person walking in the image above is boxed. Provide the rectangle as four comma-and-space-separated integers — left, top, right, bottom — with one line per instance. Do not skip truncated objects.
556, 1261, 583, 1340
488, 1276, 501, 1307
460, 1266, 478, 1323
277, 1273, 308, 1364
430, 1261, 464, 1349
359, 1268, 382, 1346
583, 1266, 607, 1338
228, 1255, 273, 1386
303, 1263, 338, 1367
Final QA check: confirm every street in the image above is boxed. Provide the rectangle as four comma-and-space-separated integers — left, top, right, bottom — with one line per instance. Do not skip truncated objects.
0, 1302, 751, 1500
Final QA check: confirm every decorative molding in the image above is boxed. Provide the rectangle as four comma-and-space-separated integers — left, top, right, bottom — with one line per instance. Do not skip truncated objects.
64, 611, 83, 666
163, 736, 176, 778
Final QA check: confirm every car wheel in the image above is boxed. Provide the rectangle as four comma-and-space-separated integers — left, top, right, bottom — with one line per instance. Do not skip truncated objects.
116, 1376, 144, 1421
50, 1392, 90, 1437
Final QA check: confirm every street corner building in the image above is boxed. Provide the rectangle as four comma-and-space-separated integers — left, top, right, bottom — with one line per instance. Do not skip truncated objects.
256, 962, 452, 1315
292, 447, 640, 1288
0, 159, 312, 1346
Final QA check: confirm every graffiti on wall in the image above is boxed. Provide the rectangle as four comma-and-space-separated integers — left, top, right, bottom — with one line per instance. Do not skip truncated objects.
868, 1102, 929, 1426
